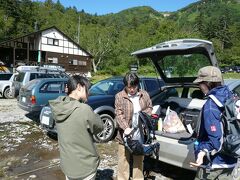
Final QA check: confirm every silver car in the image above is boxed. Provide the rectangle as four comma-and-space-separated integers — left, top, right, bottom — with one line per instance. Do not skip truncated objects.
132, 39, 240, 171
0, 73, 17, 99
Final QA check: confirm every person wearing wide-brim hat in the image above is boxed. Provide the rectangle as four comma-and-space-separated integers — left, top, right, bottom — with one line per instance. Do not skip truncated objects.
190, 66, 237, 179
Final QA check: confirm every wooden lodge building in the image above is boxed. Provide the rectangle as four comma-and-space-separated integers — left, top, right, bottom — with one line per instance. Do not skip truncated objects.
0, 26, 93, 75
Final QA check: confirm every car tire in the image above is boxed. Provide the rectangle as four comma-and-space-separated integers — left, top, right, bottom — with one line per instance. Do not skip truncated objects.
4, 87, 13, 99
93, 114, 115, 143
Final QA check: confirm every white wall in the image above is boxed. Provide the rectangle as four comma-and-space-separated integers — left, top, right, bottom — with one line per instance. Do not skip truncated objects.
40, 28, 88, 56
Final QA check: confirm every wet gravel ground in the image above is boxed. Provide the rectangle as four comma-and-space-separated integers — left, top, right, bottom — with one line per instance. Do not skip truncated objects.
0, 98, 196, 180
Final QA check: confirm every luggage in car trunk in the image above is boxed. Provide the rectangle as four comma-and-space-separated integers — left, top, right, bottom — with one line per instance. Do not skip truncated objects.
156, 98, 204, 140
180, 109, 200, 134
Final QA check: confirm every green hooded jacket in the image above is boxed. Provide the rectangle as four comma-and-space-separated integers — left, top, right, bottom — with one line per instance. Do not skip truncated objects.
49, 96, 103, 179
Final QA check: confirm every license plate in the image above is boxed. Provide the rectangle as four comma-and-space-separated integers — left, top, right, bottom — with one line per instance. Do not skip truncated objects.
22, 97, 26, 102
41, 116, 50, 126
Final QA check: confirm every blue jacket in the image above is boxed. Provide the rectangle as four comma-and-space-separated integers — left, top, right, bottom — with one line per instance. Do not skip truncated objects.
196, 85, 237, 169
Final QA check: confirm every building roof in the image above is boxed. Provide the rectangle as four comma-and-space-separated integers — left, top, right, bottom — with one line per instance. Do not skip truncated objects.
0, 26, 93, 58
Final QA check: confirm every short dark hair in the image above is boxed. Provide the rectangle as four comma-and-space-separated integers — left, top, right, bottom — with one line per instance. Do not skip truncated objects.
67, 75, 91, 95
123, 72, 139, 86
204, 81, 222, 90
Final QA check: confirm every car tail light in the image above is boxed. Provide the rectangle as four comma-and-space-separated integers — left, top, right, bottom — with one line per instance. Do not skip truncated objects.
31, 95, 36, 104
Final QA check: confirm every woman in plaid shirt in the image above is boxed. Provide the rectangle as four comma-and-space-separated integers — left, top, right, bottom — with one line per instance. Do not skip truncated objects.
115, 72, 152, 180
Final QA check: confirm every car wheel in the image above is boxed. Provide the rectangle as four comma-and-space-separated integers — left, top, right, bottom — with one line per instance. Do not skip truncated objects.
94, 114, 115, 143
4, 87, 13, 99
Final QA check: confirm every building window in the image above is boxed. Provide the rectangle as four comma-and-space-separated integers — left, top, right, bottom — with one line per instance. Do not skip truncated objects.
54, 39, 59, 46
47, 38, 59, 46
47, 38, 53, 45
69, 60, 84, 66
48, 57, 58, 64
78, 60, 87, 66
73, 60, 78, 65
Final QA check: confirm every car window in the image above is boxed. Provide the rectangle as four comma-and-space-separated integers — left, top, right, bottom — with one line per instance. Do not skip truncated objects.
0, 74, 12, 80
30, 73, 37, 81
16, 72, 25, 82
108, 81, 124, 95
144, 79, 161, 92
40, 82, 64, 93
158, 53, 210, 78
30, 73, 63, 81
39, 74, 54, 78
25, 79, 41, 90
90, 81, 111, 95
190, 88, 204, 99
151, 87, 178, 106
233, 85, 240, 96
89, 80, 124, 95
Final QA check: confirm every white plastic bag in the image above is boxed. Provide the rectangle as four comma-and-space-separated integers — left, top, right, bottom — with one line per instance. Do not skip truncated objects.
163, 107, 186, 133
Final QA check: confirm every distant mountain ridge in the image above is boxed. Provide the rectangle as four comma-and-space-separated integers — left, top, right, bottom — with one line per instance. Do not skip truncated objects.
98, 6, 164, 29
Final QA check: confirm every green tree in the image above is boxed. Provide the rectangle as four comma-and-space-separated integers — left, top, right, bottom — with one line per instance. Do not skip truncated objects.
80, 25, 116, 72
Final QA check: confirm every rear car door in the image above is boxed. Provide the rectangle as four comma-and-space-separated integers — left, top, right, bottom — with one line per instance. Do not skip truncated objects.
38, 81, 66, 107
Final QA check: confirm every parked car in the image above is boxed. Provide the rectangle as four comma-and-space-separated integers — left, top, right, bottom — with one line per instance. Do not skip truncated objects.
131, 38, 240, 171
40, 76, 171, 142
224, 79, 240, 96
233, 66, 240, 73
17, 78, 68, 113
12, 66, 68, 98
0, 72, 17, 99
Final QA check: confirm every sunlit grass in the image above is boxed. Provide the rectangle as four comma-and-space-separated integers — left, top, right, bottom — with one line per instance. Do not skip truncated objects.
223, 73, 240, 79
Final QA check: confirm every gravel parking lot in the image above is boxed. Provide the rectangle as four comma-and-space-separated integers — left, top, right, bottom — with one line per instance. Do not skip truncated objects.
0, 97, 195, 180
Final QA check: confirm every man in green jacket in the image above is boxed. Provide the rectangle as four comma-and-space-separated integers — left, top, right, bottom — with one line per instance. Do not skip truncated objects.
49, 75, 103, 180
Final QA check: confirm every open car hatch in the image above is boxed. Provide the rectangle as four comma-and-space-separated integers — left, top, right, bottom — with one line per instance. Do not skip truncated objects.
131, 39, 219, 85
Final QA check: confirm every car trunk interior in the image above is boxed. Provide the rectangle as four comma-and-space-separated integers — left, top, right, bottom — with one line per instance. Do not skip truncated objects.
154, 86, 205, 141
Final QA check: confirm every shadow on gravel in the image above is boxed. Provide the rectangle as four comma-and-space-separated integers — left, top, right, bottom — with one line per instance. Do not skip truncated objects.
25, 112, 59, 142
144, 156, 196, 180
25, 112, 40, 123
96, 169, 114, 180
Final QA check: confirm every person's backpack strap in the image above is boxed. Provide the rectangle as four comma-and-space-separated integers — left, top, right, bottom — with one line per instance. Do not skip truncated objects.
209, 95, 224, 108
195, 108, 203, 138
139, 111, 154, 143
208, 94, 226, 155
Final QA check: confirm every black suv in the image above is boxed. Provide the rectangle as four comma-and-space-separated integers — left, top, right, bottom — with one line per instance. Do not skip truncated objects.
40, 76, 169, 142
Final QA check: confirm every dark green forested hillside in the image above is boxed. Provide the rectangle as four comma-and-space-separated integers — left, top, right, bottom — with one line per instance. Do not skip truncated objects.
169, 0, 240, 67
0, 0, 240, 74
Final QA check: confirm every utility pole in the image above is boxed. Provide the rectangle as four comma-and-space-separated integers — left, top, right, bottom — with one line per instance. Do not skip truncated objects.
77, 15, 80, 44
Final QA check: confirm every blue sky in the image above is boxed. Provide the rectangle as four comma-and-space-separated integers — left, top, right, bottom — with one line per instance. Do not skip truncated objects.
35, 0, 199, 15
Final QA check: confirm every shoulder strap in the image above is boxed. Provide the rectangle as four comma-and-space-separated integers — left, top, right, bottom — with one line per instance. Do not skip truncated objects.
209, 94, 224, 108
139, 112, 154, 142
195, 108, 203, 138
196, 95, 223, 138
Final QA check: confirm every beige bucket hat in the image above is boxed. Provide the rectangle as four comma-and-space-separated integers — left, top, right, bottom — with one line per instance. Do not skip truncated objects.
193, 66, 222, 83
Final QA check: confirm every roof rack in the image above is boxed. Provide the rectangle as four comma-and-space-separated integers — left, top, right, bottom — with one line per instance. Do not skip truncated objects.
16, 66, 39, 72
16, 64, 65, 72
41, 64, 65, 72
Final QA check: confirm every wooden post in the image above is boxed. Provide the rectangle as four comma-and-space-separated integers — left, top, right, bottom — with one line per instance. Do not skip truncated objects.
13, 47, 16, 72
27, 41, 29, 64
